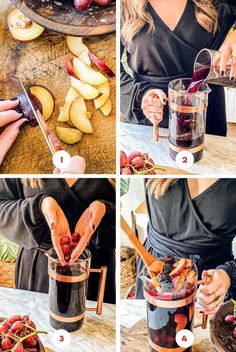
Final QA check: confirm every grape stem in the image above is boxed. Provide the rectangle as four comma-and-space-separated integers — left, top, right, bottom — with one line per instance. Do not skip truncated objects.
128, 161, 166, 175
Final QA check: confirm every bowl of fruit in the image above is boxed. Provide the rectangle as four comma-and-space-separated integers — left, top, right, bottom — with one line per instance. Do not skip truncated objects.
10, 0, 116, 37
210, 299, 236, 352
0, 315, 47, 352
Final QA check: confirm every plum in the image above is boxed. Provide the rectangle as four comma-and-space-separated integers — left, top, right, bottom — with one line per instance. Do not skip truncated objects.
17, 92, 42, 127
74, 0, 92, 11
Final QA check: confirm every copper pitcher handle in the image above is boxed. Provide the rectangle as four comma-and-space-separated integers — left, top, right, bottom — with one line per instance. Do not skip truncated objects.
193, 276, 212, 329
86, 266, 107, 315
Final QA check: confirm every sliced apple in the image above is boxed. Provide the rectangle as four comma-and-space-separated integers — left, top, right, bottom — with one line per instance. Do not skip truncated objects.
89, 52, 115, 77
7, 8, 44, 41
100, 97, 112, 116
29, 86, 54, 120
69, 97, 93, 133
58, 87, 80, 122
66, 36, 88, 57
73, 57, 107, 86
170, 258, 186, 277
56, 126, 83, 144
94, 81, 110, 109
79, 50, 91, 66
70, 76, 99, 100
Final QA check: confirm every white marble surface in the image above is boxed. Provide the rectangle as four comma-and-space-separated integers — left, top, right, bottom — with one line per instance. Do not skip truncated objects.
0, 287, 115, 352
120, 123, 236, 175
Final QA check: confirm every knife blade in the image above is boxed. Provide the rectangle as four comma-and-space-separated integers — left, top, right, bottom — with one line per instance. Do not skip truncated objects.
18, 78, 57, 156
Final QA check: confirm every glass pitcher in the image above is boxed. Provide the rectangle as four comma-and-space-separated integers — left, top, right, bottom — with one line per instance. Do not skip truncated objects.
194, 48, 236, 88
168, 78, 210, 162
46, 248, 107, 332
141, 262, 207, 352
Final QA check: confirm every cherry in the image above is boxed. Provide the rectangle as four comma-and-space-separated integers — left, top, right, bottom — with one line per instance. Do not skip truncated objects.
13, 342, 23, 352
1, 337, 11, 350
10, 321, 24, 334
224, 314, 235, 324
60, 236, 71, 245
71, 232, 81, 242
62, 244, 71, 256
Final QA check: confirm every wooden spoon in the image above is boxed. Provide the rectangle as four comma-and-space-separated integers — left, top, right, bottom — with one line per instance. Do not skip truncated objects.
120, 216, 164, 277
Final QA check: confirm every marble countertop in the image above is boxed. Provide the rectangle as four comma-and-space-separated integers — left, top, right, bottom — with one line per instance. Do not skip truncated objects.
120, 299, 213, 348
120, 123, 236, 175
0, 287, 115, 352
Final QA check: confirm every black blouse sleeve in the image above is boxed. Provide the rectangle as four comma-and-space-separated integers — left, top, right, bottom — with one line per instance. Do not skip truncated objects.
120, 40, 154, 125
217, 260, 236, 290
0, 179, 50, 250
227, 0, 236, 17
90, 200, 115, 251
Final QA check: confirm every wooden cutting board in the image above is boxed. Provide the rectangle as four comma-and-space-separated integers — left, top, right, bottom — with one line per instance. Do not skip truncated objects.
0, 0, 116, 174
11, 0, 116, 36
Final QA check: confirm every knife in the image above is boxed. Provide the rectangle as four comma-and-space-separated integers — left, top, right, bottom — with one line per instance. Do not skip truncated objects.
18, 78, 60, 156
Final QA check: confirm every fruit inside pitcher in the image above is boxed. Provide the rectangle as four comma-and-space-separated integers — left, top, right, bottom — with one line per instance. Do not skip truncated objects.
143, 256, 197, 352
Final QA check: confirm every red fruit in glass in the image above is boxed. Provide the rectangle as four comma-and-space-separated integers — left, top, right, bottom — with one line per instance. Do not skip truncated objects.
62, 244, 71, 256
70, 241, 78, 251
71, 232, 81, 242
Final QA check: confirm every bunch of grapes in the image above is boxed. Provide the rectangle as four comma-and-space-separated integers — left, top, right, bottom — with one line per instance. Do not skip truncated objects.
60, 232, 81, 262
120, 150, 165, 175
74, 0, 113, 11
0, 315, 47, 352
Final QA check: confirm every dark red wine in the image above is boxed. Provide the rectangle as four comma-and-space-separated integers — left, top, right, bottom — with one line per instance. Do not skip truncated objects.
49, 264, 88, 332
187, 66, 211, 94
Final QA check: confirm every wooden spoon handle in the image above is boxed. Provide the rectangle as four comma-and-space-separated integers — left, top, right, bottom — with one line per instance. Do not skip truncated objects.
153, 123, 159, 142
120, 215, 155, 269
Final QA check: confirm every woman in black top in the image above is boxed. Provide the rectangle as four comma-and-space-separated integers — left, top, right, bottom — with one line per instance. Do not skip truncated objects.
0, 178, 116, 304
136, 178, 236, 315
121, 0, 236, 136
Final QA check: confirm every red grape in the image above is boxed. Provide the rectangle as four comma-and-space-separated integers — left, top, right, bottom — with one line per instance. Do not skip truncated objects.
0, 323, 8, 334
233, 327, 236, 338
224, 314, 235, 324
70, 241, 77, 251
1, 337, 11, 350
60, 236, 71, 245
128, 151, 142, 163
74, 0, 92, 10
71, 232, 81, 242
13, 342, 23, 352
23, 337, 37, 347
120, 151, 128, 168
92, 0, 112, 5
10, 321, 24, 334
62, 244, 71, 256
27, 321, 36, 329
9, 315, 22, 324
130, 156, 144, 170
22, 315, 29, 322
121, 167, 132, 175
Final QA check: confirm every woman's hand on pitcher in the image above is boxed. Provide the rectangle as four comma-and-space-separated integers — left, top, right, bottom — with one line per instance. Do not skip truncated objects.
141, 89, 167, 124
219, 29, 236, 79
70, 201, 106, 262
41, 196, 71, 262
198, 269, 231, 315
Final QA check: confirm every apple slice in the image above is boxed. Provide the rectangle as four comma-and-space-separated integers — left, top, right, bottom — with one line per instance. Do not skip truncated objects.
58, 87, 80, 122
94, 81, 110, 109
79, 50, 91, 66
69, 97, 93, 133
70, 76, 99, 100
56, 126, 83, 144
174, 314, 187, 333
66, 36, 88, 57
170, 258, 186, 277
29, 86, 54, 120
7, 8, 44, 41
148, 260, 165, 274
173, 272, 186, 289
100, 97, 112, 116
73, 57, 107, 86
89, 52, 115, 77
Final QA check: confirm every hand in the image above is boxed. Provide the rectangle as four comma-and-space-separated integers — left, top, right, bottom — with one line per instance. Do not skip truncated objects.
0, 99, 27, 165
70, 201, 106, 262
219, 29, 236, 79
41, 197, 71, 262
198, 269, 231, 315
53, 155, 86, 174
141, 89, 167, 125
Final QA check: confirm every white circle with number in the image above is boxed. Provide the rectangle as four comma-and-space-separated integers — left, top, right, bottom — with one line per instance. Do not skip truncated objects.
175, 151, 194, 170
53, 150, 71, 169
176, 329, 194, 348
52, 329, 71, 349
